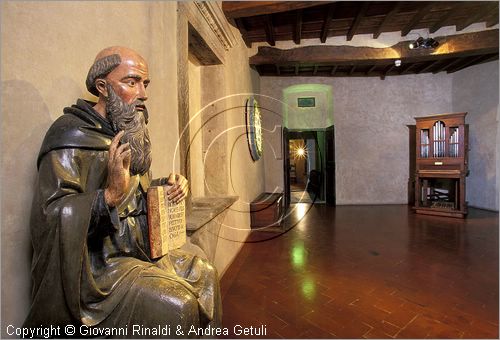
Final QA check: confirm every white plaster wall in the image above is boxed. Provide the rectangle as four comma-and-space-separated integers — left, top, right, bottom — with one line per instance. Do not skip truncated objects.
261, 73, 455, 204
1, 1, 178, 333
451, 61, 499, 211
285, 90, 332, 129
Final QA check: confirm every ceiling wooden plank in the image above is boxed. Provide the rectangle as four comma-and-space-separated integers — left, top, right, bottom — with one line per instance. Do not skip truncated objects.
381, 64, 394, 80
446, 55, 487, 73
330, 65, 338, 76
222, 1, 331, 19
264, 14, 276, 46
320, 3, 336, 43
456, 3, 497, 31
433, 57, 463, 73
373, 2, 401, 39
485, 4, 499, 27
401, 3, 433, 37
234, 18, 251, 48
347, 2, 369, 41
399, 63, 415, 75
250, 30, 499, 65
365, 64, 377, 75
429, 4, 460, 34
486, 16, 499, 27
416, 60, 441, 74
293, 9, 302, 45
448, 54, 498, 73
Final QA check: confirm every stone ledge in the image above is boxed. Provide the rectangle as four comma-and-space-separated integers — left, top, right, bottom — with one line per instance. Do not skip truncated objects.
187, 196, 239, 233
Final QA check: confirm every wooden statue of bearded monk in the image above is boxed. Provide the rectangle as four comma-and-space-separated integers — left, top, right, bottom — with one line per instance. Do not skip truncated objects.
23, 46, 221, 337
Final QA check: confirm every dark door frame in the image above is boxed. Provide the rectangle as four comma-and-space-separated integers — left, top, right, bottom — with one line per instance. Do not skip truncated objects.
283, 127, 335, 205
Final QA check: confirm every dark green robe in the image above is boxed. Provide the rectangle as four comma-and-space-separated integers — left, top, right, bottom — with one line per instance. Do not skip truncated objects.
23, 99, 220, 337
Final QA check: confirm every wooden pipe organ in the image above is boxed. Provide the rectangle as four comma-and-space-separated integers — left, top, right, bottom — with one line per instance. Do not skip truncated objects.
414, 113, 468, 218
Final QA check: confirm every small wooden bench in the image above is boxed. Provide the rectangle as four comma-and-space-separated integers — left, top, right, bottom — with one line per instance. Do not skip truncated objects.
250, 192, 283, 228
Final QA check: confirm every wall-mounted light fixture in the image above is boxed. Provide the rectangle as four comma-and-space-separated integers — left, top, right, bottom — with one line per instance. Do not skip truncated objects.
409, 37, 439, 49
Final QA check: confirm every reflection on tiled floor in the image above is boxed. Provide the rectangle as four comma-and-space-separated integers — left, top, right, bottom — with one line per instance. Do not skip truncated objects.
221, 205, 499, 339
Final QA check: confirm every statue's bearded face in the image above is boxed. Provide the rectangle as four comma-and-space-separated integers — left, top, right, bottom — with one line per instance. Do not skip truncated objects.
105, 84, 152, 175
94, 52, 152, 175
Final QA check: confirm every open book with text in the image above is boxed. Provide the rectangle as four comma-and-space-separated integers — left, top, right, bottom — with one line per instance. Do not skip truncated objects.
147, 184, 186, 259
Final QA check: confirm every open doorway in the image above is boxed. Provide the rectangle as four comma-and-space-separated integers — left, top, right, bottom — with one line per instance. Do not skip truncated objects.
284, 128, 335, 206
289, 138, 318, 203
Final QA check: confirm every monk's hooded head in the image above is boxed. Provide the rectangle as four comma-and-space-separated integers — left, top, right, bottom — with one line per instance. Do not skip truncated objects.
86, 46, 152, 176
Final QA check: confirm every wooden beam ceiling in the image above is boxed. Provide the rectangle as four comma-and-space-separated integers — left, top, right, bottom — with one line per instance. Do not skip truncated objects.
250, 30, 498, 65
224, 2, 498, 78
373, 2, 401, 39
429, 5, 460, 34
293, 9, 302, 45
401, 3, 433, 37
456, 2, 497, 31
347, 2, 369, 41
264, 14, 275, 46
320, 3, 336, 43
226, 1, 498, 45
250, 29, 498, 78
222, 1, 331, 18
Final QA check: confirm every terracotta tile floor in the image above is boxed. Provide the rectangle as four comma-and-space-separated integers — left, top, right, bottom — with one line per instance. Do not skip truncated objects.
220, 204, 499, 339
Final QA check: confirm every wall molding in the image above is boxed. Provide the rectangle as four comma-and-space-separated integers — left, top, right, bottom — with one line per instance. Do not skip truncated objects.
194, 1, 236, 52
179, 1, 237, 64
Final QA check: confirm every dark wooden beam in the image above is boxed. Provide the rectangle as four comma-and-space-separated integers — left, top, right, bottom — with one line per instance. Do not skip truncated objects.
320, 3, 336, 43
250, 30, 499, 66
487, 16, 499, 27
313, 65, 318, 75
416, 60, 441, 74
234, 18, 251, 48
456, 3, 497, 31
222, 1, 331, 19
433, 57, 463, 73
295, 64, 299, 76
347, 2, 369, 41
429, 5, 460, 34
381, 64, 394, 80
293, 9, 302, 45
330, 65, 338, 76
399, 63, 415, 75
348, 65, 356, 75
401, 3, 433, 37
275, 64, 281, 75
254, 65, 262, 75
485, 4, 499, 27
365, 64, 377, 75
264, 14, 275, 46
448, 54, 498, 73
446, 55, 484, 73
373, 2, 401, 39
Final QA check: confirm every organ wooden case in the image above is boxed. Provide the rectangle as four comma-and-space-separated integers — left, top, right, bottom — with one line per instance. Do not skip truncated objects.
414, 112, 468, 218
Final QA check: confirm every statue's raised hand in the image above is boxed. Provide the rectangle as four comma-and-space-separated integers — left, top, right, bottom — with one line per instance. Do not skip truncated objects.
105, 131, 132, 207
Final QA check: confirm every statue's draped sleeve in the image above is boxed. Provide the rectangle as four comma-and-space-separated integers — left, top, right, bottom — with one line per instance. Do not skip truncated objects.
30, 148, 115, 324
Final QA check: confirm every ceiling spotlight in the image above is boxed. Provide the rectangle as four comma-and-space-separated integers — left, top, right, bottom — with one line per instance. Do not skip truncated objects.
409, 37, 439, 49
395, 59, 401, 67
409, 37, 424, 49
